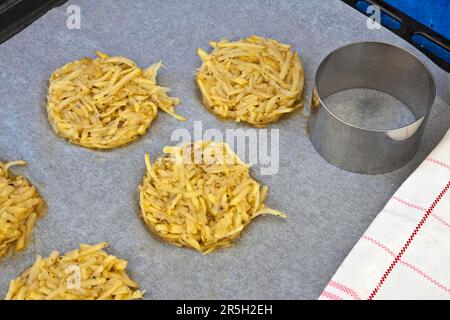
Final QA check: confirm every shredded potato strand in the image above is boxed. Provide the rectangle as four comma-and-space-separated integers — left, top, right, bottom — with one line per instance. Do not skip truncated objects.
5, 243, 144, 300
139, 141, 286, 254
0, 161, 46, 258
196, 36, 304, 126
47, 51, 185, 149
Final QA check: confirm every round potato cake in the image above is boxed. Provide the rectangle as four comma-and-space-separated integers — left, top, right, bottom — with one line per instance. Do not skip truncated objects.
47, 52, 184, 150
138, 141, 286, 254
0, 161, 46, 259
196, 36, 304, 126
5, 242, 144, 300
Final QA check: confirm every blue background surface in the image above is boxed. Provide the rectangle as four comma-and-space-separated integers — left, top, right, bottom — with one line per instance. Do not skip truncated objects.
354, 0, 449, 65
385, 0, 449, 39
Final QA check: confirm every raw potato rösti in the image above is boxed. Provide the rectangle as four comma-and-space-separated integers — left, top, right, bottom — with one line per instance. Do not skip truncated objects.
0, 161, 46, 259
6, 242, 144, 300
47, 51, 185, 149
196, 36, 304, 126
139, 141, 286, 254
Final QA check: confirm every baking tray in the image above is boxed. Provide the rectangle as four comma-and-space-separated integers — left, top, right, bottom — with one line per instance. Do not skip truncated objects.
342, 0, 450, 72
0, 0, 67, 44
0, 0, 449, 299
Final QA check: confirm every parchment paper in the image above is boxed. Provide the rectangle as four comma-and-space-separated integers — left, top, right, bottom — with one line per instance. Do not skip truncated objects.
0, 0, 449, 299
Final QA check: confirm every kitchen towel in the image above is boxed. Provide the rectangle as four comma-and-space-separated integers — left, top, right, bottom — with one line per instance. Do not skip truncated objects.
320, 129, 450, 300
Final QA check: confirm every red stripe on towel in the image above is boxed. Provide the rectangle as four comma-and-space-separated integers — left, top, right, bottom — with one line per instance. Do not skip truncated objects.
426, 158, 450, 171
363, 236, 450, 295
391, 196, 450, 229
368, 181, 450, 300
320, 290, 343, 300
329, 280, 361, 300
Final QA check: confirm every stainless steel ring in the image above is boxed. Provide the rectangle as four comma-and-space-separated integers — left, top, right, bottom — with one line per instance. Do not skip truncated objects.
308, 42, 436, 174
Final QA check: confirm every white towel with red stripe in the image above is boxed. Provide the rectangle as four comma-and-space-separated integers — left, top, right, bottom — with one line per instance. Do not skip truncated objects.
320, 129, 450, 300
